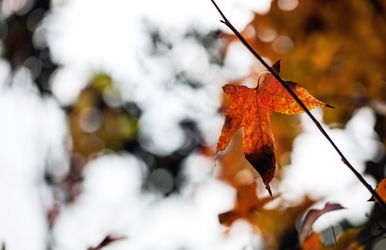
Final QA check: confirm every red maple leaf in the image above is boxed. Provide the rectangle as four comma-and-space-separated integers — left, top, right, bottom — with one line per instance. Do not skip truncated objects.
217, 61, 330, 195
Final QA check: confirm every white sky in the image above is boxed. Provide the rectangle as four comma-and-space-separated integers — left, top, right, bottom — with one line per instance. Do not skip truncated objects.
0, 0, 381, 249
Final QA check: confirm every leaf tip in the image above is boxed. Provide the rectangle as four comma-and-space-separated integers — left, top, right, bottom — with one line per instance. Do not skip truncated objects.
265, 184, 273, 197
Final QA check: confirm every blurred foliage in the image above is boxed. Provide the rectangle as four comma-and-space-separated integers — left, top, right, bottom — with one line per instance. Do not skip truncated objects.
225, 0, 386, 155
1, 0, 386, 249
332, 229, 364, 250
216, 136, 384, 248
69, 74, 139, 158
217, 0, 386, 249
1, 1, 223, 248
217, 135, 316, 249
2, 0, 56, 93
371, 178, 386, 203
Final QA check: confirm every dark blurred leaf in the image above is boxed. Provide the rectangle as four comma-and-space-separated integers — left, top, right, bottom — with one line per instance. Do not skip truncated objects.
87, 235, 126, 250
2, 0, 56, 93
300, 202, 345, 242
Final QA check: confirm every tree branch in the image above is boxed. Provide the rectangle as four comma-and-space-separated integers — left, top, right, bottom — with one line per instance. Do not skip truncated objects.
210, 0, 386, 211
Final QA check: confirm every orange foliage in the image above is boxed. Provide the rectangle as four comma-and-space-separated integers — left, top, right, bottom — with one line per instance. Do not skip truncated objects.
225, 0, 386, 129
333, 229, 363, 250
300, 228, 364, 250
218, 183, 275, 226
216, 131, 315, 249
211, 1, 385, 248
375, 178, 386, 203
252, 195, 314, 249
369, 178, 386, 203
302, 232, 322, 250
217, 61, 327, 194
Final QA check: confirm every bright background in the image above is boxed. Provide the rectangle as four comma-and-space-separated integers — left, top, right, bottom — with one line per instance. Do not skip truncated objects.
0, 0, 384, 249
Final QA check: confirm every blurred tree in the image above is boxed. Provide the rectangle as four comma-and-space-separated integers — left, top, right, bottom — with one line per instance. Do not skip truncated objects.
2, 0, 56, 93
217, 0, 386, 248
226, 0, 386, 133
1, 0, 385, 249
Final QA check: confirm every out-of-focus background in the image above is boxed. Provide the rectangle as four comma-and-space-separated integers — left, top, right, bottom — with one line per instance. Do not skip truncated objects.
0, 0, 385, 249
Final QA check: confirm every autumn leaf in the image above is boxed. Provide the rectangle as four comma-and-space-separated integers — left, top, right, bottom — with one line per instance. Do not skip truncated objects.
252, 195, 315, 249
368, 178, 386, 203
228, 0, 386, 128
217, 61, 328, 194
218, 183, 278, 226
302, 232, 322, 250
301, 229, 364, 250
299, 202, 345, 243
334, 229, 363, 250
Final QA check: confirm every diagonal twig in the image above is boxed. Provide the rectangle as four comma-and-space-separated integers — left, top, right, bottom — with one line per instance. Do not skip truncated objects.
210, 0, 386, 211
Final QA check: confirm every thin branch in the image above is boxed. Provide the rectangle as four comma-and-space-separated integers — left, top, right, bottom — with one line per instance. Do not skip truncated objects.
210, 0, 386, 211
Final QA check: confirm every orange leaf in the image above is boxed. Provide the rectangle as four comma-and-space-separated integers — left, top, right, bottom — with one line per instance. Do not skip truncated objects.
302, 232, 322, 250
368, 178, 386, 203
218, 183, 278, 226
335, 229, 363, 250
217, 61, 328, 194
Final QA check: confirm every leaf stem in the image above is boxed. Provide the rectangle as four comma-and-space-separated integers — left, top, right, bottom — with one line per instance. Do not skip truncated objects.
210, 0, 386, 211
